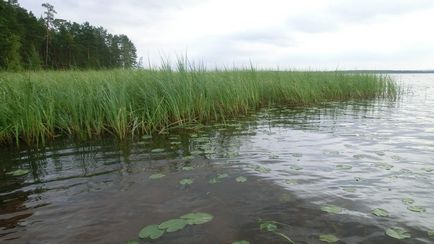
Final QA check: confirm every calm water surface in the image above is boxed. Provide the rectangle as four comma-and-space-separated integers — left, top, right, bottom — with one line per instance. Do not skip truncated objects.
1, 74, 434, 243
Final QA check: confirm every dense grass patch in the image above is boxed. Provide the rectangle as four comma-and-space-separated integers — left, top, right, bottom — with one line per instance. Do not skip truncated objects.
0, 67, 397, 145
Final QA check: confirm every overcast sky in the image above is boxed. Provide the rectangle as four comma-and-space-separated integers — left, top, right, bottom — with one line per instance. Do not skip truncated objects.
19, 0, 434, 70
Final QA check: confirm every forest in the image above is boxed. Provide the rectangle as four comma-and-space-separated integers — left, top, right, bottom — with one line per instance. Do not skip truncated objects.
0, 0, 137, 70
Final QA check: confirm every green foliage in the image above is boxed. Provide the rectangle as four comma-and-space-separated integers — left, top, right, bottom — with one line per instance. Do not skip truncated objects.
180, 178, 193, 185
0, 0, 136, 71
180, 212, 214, 225
385, 227, 411, 240
0, 68, 398, 145
319, 234, 339, 243
372, 208, 389, 217
149, 173, 165, 179
320, 204, 344, 214
6, 169, 30, 176
236, 176, 247, 183
158, 219, 187, 233
138, 224, 164, 240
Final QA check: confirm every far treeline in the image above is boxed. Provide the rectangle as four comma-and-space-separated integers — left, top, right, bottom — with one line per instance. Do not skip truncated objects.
0, 0, 137, 71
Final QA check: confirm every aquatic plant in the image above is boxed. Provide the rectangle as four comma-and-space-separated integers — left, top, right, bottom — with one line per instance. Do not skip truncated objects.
0, 62, 398, 145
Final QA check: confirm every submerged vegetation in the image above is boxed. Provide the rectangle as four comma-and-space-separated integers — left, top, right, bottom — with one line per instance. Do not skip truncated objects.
0, 65, 398, 145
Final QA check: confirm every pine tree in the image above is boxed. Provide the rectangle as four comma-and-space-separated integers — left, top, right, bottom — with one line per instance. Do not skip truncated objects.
6, 34, 22, 71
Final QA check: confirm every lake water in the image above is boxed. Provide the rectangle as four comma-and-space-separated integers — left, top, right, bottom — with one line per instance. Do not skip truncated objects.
1, 74, 434, 243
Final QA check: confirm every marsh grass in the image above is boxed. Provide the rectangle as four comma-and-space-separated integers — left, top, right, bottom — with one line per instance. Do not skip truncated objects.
0, 64, 398, 145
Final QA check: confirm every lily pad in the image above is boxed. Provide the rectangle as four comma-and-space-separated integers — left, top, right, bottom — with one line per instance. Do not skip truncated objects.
336, 164, 352, 170
342, 187, 356, 193
428, 230, 434, 238
182, 166, 194, 171
149, 173, 165, 180
6, 169, 30, 176
385, 227, 411, 240
321, 204, 344, 214
402, 197, 414, 205
138, 224, 165, 239
319, 234, 339, 243
285, 179, 297, 185
217, 173, 229, 179
252, 166, 271, 173
151, 148, 165, 153
158, 219, 187, 232
375, 163, 393, 170
183, 155, 195, 160
372, 208, 389, 217
290, 165, 303, 170
232, 241, 250, 244
260, 221, 278, 232
180, 212, 214, 225
407, 205, 426, 213
180, 178, 194, 185
208, 178, 220, 184
236, 176, 247, 183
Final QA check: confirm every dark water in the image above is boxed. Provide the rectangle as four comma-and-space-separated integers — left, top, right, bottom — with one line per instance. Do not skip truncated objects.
1, 74, 434, 244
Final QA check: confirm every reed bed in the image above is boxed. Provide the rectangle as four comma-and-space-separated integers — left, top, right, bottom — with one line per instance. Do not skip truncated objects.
0, 66, 398, 145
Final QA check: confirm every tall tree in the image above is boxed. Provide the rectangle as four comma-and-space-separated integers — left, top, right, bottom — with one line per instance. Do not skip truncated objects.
41, 2, 56, 67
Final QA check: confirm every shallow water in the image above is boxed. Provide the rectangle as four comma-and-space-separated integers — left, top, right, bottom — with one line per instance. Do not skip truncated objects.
1, 74, 434, 243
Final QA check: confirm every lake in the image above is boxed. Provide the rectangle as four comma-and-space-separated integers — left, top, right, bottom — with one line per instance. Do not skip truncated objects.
1, 74, 433, 243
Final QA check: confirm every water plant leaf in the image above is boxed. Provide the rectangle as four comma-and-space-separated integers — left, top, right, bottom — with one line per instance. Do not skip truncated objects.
319, 234, 339, 243
402, 197, 414, 205
252, 166, 271, 173
290, 165, 303, 170
321, 204, 344, 214
138, 224, 165, 239
407, 205, 426, 213
180, 212, 214, 225
385, 227, 411, 240
149, 173, 165, 180
217, 173, 229, 179
375, 163, 393, 170
142, 135, 152, 140
6, 169, 30, 176
236, 176, 247, 183
183, 156, 195, 160
428, 230, 434, 238
208, 178, 220, 184
336, 164, 352, 170
285, 179, 297, 185
232, 241, 250, 244
372, 208, 389, 217
260, 221, 278, 232
182, 166, 194, 171
151, 148, 165, 153
342, 187, 356, 193
158, 219, 187, 233
180, 178, 193, 185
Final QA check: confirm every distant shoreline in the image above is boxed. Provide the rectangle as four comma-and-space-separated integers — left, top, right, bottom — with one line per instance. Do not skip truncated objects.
342, 70, 434, 74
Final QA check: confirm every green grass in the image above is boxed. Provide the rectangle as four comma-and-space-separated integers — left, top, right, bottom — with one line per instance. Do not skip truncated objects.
0, 65, 398, 145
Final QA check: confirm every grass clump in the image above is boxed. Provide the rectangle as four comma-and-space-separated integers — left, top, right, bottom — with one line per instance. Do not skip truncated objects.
0, 63, 398, 145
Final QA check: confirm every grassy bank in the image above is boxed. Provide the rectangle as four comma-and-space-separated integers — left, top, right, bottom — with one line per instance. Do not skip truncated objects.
0, 67, 397, 145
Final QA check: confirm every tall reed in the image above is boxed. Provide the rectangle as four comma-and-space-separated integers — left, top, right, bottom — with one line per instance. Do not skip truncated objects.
0, 65, 397, 145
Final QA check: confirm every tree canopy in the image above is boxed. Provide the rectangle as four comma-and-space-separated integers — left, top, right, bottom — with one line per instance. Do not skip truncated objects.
0, 0, 137, 70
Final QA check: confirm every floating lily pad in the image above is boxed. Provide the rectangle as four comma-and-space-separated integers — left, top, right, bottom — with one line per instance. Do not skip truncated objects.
285, 179, 297, 185
138, 224, 165, 240
342, 187, 356, 193
252, 166, 271, 173
391, 155, 402, 161
402, 197, 414, 205
375, 163, 393, 170
180, 178, 194, 185
182, 166, 194, 171
336, 164, 352, 170
236, 176, 247, 183
292, 153, 303, 158
208, 178, 220, 184
421, 167, 434, 172
260, 221, 278, 232
385, 227, 411, 240
149, 173, 165, 180
158, 219, 187, 233
232, 241, 250, 244
183, 155, 195, 160
428, 230, 434, 238
290, 165, 303, 170
151, 148, 165, 153
217, 173, 229, 179
407, 205, 426, 213
321, 204, 344, 214
319, 234, 339, 243
180, 212, 214, 225
372, 208, 389, 217
6, 169, 30, 176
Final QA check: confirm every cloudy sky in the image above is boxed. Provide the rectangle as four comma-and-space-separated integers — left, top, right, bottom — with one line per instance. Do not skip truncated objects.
19, 0, 434, 70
